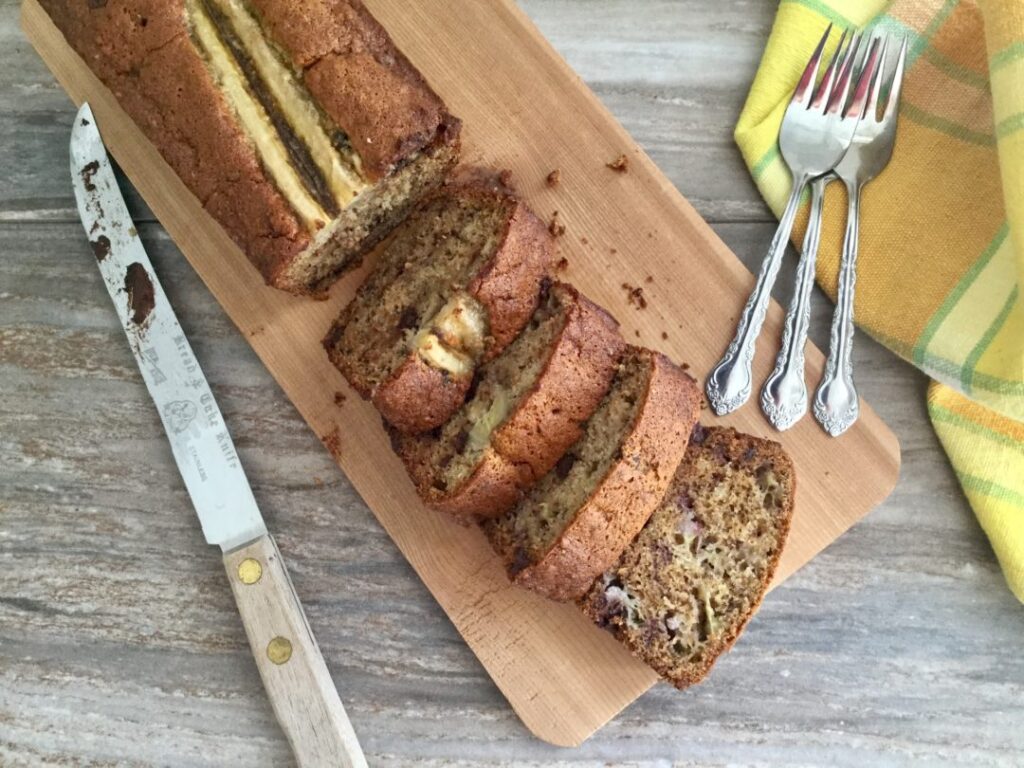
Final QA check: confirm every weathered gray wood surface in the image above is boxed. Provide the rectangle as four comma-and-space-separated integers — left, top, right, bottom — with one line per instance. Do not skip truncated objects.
1, 0, 1022, 765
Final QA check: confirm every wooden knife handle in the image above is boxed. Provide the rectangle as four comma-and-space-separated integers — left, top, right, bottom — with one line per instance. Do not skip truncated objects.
224, 534, 367, 768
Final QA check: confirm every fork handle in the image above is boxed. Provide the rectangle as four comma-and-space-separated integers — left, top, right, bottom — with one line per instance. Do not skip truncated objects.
706, 172, 810, 415
814, 180, 862, 436
761, 174, 831, 430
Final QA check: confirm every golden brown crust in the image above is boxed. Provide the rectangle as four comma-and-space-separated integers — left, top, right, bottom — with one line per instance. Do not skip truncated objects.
373, 355, 470, 435
579, 427, 796, 689
41, 0, 460, 294
40, 0, 311, 278
400, 283, 625, 521
511, 351, 701, 601
246, 0, 460, 180
363, 174, 552, 433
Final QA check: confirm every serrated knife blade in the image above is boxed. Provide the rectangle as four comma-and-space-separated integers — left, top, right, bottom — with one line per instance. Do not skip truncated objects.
69, 102, 366, 766
70, 102, 266, 552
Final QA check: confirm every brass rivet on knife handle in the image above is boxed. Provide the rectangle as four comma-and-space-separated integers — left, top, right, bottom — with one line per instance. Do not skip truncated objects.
267, 635, 293, 665
237, 557, 263, 585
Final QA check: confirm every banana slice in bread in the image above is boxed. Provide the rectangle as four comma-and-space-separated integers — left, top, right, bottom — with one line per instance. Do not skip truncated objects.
394, 282, 625, 520
324, 172, 552, 433
484, 348, 701, 601
580, 426, 795, 689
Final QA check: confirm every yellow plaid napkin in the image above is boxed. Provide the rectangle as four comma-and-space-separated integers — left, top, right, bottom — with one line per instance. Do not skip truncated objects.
735, 0, 1024, 601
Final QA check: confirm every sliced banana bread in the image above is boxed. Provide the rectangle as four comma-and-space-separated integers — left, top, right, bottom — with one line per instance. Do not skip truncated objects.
580, 426, 795, 689
324, 172, 552, 433
484, 347, 701, 601
395, 282, 625, 520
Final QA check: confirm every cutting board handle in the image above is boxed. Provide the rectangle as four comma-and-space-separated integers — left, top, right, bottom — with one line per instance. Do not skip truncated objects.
224, 534, 368, 768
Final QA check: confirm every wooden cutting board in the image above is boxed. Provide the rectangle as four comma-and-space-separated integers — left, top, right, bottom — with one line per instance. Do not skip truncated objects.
23, 0, 900, 748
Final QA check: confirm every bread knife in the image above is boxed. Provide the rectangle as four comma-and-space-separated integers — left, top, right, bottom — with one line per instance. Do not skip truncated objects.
69, 102, 367, 768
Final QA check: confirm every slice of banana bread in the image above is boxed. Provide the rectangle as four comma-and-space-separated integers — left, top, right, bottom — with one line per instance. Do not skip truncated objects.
42, 0, 460, 296
580, 426, 795, 689
324, 171, 551, 433
394, 282, 625, 521
484, 347, 701, 601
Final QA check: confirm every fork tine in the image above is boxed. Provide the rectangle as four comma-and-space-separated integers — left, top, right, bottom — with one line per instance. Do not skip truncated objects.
825, 32, 863, 114
844, 36, 882, 119
793, 24, 834, 105
882, 36, 909, 123
865, 35, 890, 119
811, 29, 850, 109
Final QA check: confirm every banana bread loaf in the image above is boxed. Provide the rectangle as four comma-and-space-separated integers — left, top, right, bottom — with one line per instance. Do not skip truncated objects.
42, 0, 460, 295
484, 347, 701, 601
580, 426, 795, 689
324, 171, 552, 433
394, 282, 625, 521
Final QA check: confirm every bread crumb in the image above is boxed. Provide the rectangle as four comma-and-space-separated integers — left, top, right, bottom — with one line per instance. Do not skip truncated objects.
621, 282, 648, 309
606, 154, 629, 173
548, 211, 566, 238
333, 391, 347, 407
555, 256, 570, 271
580, 236, 589, 245
634, 330, 641, 338
249, 325, 265, 337
322, 427, 343, 462
645, 275, 654, 284
610, 247, 618, 255
546, 169, 561, 187
681, 362, 690, 371
661, 331, 669, 340
498, 168, 514, 187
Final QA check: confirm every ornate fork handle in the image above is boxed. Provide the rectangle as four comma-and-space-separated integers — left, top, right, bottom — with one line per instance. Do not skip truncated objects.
814, 179, 862, 436
761, 174, 830, 429
706, 173, 811, 415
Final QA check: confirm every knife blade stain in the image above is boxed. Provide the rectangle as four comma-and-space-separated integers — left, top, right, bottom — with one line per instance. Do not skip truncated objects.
90, 234, 111, 261
124, 262, 155, 326
81, 160, 100, 191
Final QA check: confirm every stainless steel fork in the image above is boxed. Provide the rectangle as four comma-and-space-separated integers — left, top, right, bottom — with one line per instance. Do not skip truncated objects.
761, 34, 897, 430
706, 28, 869, 416
812, 35, 908, 436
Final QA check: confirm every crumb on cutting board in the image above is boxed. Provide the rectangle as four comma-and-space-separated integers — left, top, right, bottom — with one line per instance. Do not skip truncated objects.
645, 275, 654, 284
555, 256, 570, 271
549, 211, 566, 238
622, 282, 648, 309
322, 427, 343, 461
580, 236, 589, 245
333, 391, 347, 407
606, 154, 629, 173
661, 331, 669, 340
546, 169, 561, 187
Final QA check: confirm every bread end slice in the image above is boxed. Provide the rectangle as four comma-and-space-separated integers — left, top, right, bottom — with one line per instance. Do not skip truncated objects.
580, 426, 795, 688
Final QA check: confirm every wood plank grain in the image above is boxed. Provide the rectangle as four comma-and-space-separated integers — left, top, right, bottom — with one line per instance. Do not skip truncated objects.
20, 0, 899, 748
